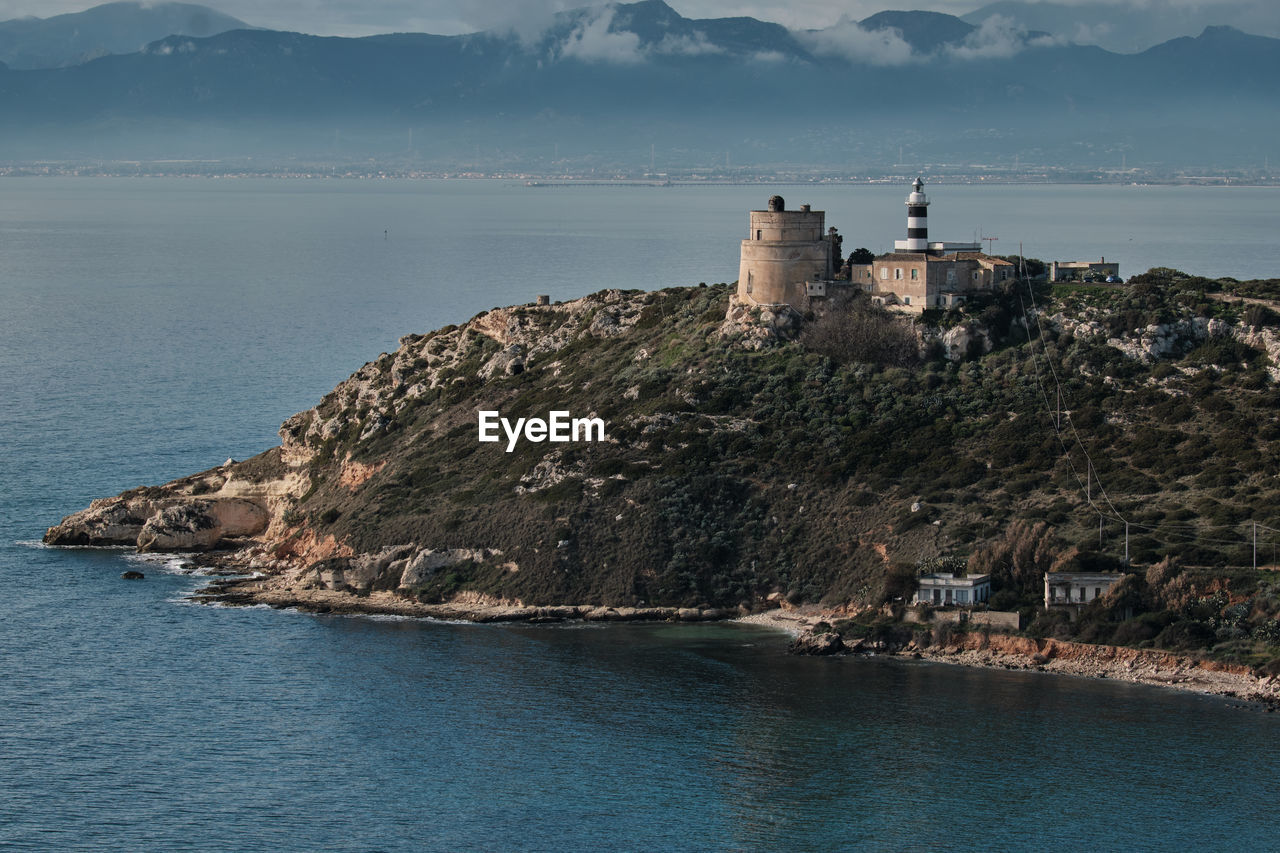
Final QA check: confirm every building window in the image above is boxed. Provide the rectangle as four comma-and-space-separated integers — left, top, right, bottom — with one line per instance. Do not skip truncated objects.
910, 268, 918, 280
1095, 587, 1102, 599
972, 271, 979, 281
756, 230, 761, 240
880, 267, 888, 280
746, 271, 753, 294
947, 268, 956, 284
903, 296, 911, 305
894, 268, 902, 280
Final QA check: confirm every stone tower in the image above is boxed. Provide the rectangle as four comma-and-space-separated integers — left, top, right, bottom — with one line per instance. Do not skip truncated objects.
737, 195, 832, 309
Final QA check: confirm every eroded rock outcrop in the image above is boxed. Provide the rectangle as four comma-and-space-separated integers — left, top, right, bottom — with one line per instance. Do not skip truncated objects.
302, 545, 504, 594
136, 498, 269, 552
790, 630, 846, 656
44, 452, 303, 552
718, 293, 801, 348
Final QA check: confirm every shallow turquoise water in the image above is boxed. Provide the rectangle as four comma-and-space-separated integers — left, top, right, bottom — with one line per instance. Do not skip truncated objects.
2, 179, 1278, 851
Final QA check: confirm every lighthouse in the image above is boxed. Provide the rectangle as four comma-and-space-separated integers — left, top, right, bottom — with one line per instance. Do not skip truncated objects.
905, 177, 929, 252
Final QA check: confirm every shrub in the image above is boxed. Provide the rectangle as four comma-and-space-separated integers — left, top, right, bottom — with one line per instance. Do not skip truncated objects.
1155, 619, 1216, 651
801, 292, 918, 368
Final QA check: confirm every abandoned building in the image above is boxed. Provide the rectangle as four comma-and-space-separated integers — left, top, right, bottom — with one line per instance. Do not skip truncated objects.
1049, 258, 1121, 282
1044, 572, 1126, 611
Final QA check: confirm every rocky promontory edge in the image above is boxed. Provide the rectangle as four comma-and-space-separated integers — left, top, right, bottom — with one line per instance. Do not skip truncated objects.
43, 279, 1280, 704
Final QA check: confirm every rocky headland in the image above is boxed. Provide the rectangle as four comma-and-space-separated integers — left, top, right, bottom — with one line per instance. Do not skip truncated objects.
45, 271, 1280, 704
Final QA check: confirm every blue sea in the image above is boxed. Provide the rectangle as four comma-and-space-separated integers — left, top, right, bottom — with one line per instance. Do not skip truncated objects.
2, 178, 1279, 851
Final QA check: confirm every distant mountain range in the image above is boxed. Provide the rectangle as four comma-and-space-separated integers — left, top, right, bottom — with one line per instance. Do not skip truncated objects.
963, 0, 1280, 54
0, 0, 1277, 169
0, 1, 248, 69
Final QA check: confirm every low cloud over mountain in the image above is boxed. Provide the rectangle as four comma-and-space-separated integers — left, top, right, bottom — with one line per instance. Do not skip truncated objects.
0, 0, 1276, 169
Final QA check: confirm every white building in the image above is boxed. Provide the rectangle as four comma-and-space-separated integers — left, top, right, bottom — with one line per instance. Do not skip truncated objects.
914, 573, 992, 607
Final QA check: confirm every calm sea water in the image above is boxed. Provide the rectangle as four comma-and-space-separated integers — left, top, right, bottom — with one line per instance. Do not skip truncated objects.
2, 178, 1279, 851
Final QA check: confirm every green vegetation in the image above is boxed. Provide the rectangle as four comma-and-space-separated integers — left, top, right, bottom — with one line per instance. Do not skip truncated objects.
277, 272, 1280, 670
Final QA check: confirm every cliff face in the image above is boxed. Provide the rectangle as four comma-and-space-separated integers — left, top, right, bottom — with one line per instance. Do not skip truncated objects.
44, 278, 1280, 619
44, 450, 304, 551
45, 285, 919, 609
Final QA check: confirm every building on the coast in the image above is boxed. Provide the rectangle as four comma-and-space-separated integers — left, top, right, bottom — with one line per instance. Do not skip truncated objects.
736, 195, 836, 309
850, 179, 1015, 313
914, 572, 992, 607
1043, 572, 1125, 610
850, 250, 1015, 312
736, 180, 1014, 315
1049, 258, 1120, 282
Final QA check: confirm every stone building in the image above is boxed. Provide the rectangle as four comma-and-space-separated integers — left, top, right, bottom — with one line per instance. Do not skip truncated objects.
735, 181, 1014, 315
850, 251, 1014, 311
736, 195, 834, 309
1044, 572, 1125, 610
1049, 258, 1120, 282
851, 179, 1015, 313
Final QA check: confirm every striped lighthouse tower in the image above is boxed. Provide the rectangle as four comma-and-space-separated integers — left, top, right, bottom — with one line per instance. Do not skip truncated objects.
905, 177, 929, 252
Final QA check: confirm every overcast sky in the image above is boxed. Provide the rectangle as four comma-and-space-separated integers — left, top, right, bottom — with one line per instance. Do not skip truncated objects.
0, 0, 1266, 36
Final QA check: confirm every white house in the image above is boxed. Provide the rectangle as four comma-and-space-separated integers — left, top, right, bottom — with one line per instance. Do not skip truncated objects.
914, 573, 992, 607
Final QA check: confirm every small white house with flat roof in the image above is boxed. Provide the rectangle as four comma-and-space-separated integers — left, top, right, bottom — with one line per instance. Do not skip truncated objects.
914, 573, 992, 607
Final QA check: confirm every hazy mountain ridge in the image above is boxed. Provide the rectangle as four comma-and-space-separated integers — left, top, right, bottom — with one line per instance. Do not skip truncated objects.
963, 0, 1280, 53
0, 1, 249, 69
0, 1, 1277, 167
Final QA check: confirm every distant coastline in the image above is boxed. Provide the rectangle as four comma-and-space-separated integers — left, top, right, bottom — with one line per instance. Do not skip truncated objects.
2, 164, 1276, 188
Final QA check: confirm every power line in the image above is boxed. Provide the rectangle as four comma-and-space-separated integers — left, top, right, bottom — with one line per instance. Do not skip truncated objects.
1011, 255, 1280, 565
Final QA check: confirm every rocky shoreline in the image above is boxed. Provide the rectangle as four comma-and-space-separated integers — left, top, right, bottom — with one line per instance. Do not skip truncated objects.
193, 573, 742, 624
189, 573, 1280, 710
776, 615, 1280, 711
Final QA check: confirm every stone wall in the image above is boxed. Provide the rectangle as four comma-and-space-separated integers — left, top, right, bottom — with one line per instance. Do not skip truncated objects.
907, 607, 1022, 630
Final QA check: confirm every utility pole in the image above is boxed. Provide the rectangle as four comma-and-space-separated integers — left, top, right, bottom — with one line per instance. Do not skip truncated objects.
1087, 460, 1093, 504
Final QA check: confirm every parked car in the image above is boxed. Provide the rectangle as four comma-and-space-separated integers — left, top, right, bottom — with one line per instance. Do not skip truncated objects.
1105, 275, 1122, 283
